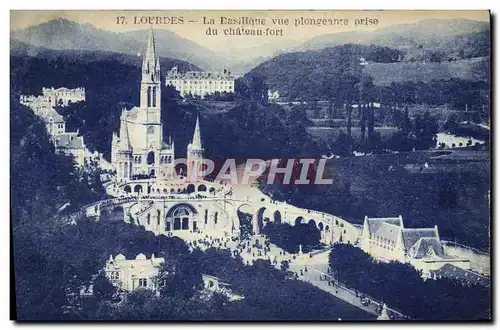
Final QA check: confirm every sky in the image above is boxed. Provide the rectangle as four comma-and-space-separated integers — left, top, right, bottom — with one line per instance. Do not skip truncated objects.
10, 10, 490, 53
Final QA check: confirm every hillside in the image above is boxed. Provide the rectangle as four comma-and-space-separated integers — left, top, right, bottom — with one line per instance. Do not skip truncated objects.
246, 43, 489, 109
11, 17, 228, 70
247, 44, 402, 98
296, 18, 489, 53
10, 41, 199, 94
364, 56, 489, 86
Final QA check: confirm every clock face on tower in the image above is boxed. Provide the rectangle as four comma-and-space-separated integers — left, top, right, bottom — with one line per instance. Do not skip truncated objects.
147, 126, 155, 135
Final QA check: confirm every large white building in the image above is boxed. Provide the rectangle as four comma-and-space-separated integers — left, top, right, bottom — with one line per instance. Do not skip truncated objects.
359, 215, 470, 277
111, 28, 203, 182
165, 67, 235, 99
42, 86, 85, 107
105, 253, 164, 291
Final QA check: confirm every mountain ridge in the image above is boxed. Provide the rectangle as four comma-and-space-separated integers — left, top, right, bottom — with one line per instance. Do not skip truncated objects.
11, 18, 229, 71
294, 18, 489, 51
11, 17, 490, 74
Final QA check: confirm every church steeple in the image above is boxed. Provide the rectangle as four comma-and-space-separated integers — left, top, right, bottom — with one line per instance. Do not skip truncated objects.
191, 114, 202, 150
140, 26, 161, 119
187, 114, 204, 181
143, 27, 159, 76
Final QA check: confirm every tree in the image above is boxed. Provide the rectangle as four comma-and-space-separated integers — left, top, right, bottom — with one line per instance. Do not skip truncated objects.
92, 272, 117, 302
247, 74, 269, 104
443, 114, 459, 134
414, 111, 438, 150
262, 222, 321, 254
332, 131, 355, 157
360, 105, 367, 145
155, 255, 203, 299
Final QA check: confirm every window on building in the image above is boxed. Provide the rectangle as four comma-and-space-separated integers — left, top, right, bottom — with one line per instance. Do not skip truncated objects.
110, 271, 120, 280
139, 278, 148, 287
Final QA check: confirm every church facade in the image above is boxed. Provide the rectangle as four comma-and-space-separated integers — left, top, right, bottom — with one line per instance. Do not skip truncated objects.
111, 29, 203, 183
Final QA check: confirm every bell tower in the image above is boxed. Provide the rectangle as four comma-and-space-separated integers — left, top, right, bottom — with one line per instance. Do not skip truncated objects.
140, 26, 161, 124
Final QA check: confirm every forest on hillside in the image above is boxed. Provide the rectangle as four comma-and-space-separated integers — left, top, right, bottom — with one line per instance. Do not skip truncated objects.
246, 44, 489, 112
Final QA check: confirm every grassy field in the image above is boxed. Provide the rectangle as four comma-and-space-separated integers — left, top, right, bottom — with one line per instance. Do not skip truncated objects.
364, 57, 489, 86
192, 100, 236, 114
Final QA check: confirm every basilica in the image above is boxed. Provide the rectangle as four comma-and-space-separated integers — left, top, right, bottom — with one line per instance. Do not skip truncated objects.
111, 28, 203, 183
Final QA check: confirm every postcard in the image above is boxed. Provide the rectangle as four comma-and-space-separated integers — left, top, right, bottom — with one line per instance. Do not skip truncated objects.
10, 10, 491, 321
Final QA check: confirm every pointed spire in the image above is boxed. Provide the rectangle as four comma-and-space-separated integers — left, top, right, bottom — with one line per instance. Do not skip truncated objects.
191, 114, 202, 149
142, 25, 159, 75
146, 25, 156, 60
120, 120, 131, 150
